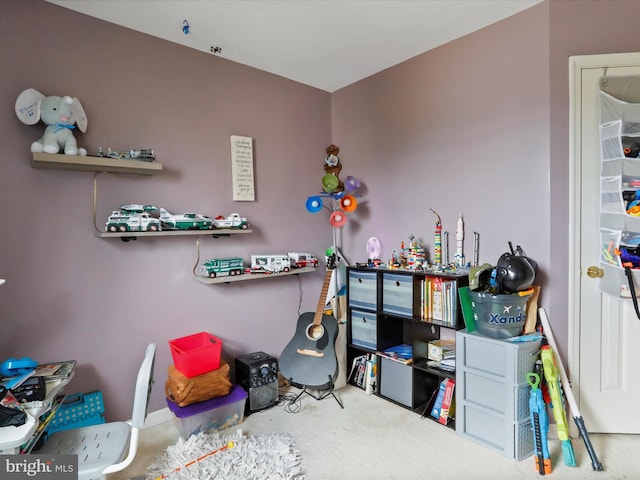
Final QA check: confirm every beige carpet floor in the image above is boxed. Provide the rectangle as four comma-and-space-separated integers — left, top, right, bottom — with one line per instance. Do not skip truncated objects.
108, 385, 639, 480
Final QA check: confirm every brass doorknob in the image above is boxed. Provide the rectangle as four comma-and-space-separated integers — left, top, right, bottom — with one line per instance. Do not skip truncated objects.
586, 265, 604, 278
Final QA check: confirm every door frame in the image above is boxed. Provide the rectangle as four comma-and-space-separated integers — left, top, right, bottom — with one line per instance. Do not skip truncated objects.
569, 52, 640, 409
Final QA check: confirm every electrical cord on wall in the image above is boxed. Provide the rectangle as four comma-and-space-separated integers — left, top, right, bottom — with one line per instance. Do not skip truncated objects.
296, 274, 304, 317
193, 236, 201, 276
92, 172, 102, 232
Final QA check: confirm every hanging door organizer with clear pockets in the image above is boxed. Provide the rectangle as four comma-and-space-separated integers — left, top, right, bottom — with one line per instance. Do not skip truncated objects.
599, 90, 640, 297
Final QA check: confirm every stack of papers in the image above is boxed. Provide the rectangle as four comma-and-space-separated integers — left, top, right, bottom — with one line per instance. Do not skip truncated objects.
32, 360, 76, 380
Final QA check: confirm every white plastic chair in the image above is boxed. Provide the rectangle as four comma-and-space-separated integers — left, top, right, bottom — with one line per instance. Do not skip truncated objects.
39, 343, 156, 480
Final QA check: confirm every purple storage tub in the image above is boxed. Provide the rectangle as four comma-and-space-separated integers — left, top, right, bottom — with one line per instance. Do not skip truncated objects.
166, 384, 248, 438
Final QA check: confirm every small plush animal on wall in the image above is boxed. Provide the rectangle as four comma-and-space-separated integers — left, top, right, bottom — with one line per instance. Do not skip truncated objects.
15, 88, 88, 155
324, 144, 344, 192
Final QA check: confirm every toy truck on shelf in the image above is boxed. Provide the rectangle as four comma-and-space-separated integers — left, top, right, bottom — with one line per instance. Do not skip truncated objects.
249, 255, 291, 273
105, 210, 161, 232
199, 257, 245, 278
212, 213, 249, 230
288, 252, 319, 268
159, 208, 214, 230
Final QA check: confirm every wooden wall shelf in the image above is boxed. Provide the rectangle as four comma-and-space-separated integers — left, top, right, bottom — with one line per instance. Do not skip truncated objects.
194, 266, 317, 285
95, 229, 252, 241
32, 152, 163, 175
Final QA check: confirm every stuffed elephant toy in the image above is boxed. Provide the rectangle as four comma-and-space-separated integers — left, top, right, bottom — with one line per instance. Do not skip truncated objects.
15, 88, 88, 155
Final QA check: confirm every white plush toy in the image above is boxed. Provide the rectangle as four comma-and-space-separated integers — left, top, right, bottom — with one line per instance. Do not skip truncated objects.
15, 88, 88, 156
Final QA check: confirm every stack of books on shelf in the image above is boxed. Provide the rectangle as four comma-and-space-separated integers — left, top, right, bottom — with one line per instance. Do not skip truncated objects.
427, 351, 455, 372
430, 377, 456, 425
419, 277, 458, 326
440, 350, 455, 369
348, 353, 377, 394
377, 344, 413, 365
427, 352, 456, 372
426, 339, 455, 372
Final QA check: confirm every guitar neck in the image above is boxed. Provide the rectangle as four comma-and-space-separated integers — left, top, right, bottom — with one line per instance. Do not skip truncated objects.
313, 269, 333, 325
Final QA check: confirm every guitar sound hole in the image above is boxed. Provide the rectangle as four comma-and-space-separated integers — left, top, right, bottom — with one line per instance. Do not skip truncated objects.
306, 324, 325, 340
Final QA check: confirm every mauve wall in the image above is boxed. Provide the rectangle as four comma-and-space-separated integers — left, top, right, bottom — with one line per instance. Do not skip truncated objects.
331, 6, 551, 332
0, 0, 331, 420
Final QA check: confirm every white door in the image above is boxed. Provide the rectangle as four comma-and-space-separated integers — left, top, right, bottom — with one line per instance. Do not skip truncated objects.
570, 53, 640, 433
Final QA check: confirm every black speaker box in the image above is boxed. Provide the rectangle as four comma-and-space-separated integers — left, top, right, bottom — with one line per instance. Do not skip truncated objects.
235, 351, 279, 415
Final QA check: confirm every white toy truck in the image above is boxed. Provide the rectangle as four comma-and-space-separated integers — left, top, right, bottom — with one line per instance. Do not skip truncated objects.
212, 213, 249, 229
105, 210, 161, 232
250, 255, 291, 273
288, 252, 319, 268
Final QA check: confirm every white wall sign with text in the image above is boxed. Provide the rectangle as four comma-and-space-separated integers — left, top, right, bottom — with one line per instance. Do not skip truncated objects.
230, 135, 255, 201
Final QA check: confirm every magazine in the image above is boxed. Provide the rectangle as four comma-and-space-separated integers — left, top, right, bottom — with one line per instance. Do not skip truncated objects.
33, 360, 76, 379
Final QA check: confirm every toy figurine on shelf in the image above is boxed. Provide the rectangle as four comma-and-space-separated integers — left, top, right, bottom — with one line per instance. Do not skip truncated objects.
454, 212, 465, 267
98, 147, 157, 162
430, 209, 442, 266
443, 231, 450, 265
389, 249, 401, 269
387, 236, 426, 271
405, 235, 426, 271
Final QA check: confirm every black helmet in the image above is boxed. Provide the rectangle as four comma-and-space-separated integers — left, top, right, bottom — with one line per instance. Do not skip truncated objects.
494, 252, 535, 293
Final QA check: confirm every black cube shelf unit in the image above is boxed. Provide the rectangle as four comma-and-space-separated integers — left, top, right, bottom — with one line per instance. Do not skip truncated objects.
346, 265, 468, 428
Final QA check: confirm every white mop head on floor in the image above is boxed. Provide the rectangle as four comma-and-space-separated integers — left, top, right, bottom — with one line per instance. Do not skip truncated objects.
145, 429, 304, 480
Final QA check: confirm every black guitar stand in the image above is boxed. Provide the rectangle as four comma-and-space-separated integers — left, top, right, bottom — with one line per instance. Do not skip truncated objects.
288, 375, 344, 409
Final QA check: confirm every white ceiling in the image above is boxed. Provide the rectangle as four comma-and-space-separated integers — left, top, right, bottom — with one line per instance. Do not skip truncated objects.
46, 0, 542, 92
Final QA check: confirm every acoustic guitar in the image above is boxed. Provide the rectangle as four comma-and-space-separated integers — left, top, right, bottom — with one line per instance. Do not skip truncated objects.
279, 255, 339, 390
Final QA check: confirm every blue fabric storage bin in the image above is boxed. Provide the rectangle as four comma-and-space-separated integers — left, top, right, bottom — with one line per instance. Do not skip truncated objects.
382, 273, 413, 317
379, 356, 413, 407
350, 310, 377, 349
348, 270, 377, 310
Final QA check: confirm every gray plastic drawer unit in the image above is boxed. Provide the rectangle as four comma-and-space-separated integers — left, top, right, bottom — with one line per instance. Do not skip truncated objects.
350, 310, 377, 350
348, 270, 377, 310
458, 330, 540, 382
459, 369, 532, 422
382, 273, 413, 317
455, 329, 541, 460
458, 402, 535, 461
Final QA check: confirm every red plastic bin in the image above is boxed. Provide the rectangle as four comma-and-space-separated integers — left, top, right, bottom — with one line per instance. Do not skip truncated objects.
169, 332, 222, 377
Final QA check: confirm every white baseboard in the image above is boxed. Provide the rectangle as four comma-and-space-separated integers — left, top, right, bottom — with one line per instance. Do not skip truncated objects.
143, 407, 173, 429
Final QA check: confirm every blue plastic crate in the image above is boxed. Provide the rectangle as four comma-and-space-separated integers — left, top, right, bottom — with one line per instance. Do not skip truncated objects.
45, 391, 105, 435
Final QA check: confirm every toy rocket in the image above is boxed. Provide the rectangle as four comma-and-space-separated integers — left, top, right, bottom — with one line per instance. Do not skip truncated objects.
455, 212, 465, 267
443, 231, 449, 265
473, 231, 480, 268
430, 209, 442, 265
